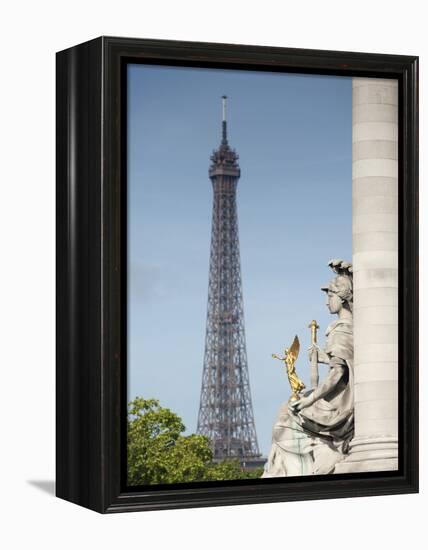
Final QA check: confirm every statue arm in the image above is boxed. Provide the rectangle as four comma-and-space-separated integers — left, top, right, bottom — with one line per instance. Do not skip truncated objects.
308, 344, 329, 364
290, 356, 346, 412
310, 356, 346, 402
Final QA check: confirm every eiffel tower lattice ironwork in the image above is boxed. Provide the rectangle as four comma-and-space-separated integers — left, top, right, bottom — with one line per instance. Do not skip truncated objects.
197, 97, 260, 460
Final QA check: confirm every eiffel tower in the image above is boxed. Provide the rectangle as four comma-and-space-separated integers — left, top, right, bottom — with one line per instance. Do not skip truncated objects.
197, 97, 260, 461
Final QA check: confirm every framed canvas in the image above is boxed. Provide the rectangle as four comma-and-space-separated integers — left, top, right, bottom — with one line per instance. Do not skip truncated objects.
56, 36, 418, 513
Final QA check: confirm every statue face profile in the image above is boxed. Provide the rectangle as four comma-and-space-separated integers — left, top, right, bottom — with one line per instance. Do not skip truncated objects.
322, 265, 353, 315
326, 290, 343, 314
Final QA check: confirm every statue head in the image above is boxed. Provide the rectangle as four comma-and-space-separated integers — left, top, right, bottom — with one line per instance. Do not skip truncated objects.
321, 259, 353, 314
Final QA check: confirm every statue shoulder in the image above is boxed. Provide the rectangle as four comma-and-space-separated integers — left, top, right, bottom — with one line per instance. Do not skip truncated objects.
325, 320, 353, 336
325, 320, 353, 361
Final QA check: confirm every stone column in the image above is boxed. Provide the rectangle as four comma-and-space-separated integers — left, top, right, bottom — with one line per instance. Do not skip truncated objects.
336, 78, 399, 473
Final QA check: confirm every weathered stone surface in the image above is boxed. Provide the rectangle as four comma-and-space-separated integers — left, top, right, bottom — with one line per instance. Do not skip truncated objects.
353, 121, 398, 142
335, 433, 399, 473
354, 361, 398, 384
353, 232, 397, 254
353, 250, 398, 271
334, 77, 399, 474
352, 103, 398, 123
353, 196, 398, 218
353, 321, 397, 345
353, 213, 397, 234
355, 399, 398, 422
354, 380, 398, 403
353, 77, 398, 88
352, 80, 398, 106
352, 176, 398, 197
353, 268, 398, 289
353, 158, 398, 179
353, 139, 397, 161
355, 342, 398, 363
355, 419, 398, 439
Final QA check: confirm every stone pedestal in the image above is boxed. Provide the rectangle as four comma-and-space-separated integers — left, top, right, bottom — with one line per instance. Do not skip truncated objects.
335, 78, 399, 473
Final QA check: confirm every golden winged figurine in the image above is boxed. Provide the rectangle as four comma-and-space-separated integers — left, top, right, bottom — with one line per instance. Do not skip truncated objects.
272, 335, 306, 402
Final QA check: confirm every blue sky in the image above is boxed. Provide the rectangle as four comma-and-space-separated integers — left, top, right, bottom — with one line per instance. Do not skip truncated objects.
127, 63, 352, 455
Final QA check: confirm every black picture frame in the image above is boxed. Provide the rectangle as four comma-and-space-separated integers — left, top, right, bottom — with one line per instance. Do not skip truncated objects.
56, 36, 419, 513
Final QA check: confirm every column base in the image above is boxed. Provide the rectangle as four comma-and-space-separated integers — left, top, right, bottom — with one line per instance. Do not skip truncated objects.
334, 436, 398, 474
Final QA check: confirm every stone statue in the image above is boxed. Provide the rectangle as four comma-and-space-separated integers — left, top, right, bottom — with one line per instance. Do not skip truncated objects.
263, 259, 354, 477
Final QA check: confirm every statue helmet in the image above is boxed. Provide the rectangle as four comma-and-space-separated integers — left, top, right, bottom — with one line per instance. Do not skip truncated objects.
321, 259, 353, 312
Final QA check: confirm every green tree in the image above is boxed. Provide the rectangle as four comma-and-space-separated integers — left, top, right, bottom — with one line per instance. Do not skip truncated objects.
203, 459, 264, 481
128, 397, 213, 485
128, 397, 264, 485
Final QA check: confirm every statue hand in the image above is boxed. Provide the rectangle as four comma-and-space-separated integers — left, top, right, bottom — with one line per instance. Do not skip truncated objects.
289, 395, 314, 413
308, 344, 328, 364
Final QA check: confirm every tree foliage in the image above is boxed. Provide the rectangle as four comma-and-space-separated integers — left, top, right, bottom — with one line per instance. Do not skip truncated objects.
202, 459, 263, 481
128, 397, 211, 485
127, 397, 264, 485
